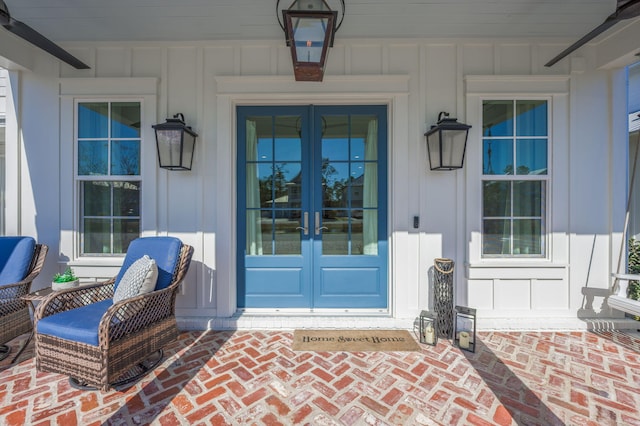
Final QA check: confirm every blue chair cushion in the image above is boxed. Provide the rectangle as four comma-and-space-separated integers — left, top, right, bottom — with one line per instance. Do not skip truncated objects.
36, 300, 113, 346
114, 237, 182, 292
0, 236, 36, 286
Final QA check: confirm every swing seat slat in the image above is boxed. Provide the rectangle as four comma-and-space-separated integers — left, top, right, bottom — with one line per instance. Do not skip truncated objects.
609, 274, 640, 317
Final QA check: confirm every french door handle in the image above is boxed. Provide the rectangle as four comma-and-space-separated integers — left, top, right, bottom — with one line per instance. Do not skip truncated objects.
296, 212, 309, 235
315, 212, 328, 235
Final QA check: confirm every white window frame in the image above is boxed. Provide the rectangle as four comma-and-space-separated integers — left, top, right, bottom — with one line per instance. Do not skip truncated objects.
465, 75, 570, 270
60, 78, 158, 265
480, 98, 550, 258
75, 99, 143, 256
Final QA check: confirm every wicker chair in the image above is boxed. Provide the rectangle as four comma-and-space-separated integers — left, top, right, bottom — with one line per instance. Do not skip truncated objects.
34, 237, 193, 391
0, 237, 48, 361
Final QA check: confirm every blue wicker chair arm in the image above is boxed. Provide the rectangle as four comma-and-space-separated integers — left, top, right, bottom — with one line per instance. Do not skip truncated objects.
100, 284, 177, 344
34, 279, 115, 322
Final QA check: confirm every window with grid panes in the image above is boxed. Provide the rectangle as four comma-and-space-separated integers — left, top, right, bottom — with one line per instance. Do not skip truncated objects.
481, 100, 548, 257
77, 101, 141, 255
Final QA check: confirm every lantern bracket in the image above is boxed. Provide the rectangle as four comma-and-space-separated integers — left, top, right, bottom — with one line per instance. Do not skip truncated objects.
276, 0, 345, 34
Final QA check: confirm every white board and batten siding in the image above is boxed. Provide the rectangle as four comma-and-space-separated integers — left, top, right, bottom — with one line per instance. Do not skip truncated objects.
5, 36, 636, 330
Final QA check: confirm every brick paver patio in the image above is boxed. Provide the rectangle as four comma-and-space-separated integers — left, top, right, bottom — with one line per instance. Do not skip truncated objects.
1, 328, 639, 425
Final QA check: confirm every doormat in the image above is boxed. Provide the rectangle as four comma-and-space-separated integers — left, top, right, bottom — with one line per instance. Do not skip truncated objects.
292, 329, 420, 352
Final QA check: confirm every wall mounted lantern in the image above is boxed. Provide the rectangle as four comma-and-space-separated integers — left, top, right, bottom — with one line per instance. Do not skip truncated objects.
454, 305, 477, 353
277, 0, 345, 81
152, 113, 198, 171
425, 112, 472, 171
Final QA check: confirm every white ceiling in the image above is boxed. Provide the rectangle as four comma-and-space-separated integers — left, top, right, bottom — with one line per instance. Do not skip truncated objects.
1, 0, 633, 43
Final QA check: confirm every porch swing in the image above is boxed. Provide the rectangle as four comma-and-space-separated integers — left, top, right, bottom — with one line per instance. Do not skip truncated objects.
609, 115, 640, 317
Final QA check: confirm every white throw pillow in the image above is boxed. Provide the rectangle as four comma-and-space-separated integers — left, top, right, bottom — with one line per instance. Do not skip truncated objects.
113, 255, 158, 303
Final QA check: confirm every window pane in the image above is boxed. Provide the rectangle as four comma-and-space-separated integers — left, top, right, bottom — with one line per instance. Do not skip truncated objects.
78, 140, 108, 175
111, 102, 141, 138
513, 181, 543, 217
516, 100, 547, 136
483, 181, 511, 217
113, 219, 140, 254
274, 115, 301, 161
483, 101, 513, 137
323, 217, 348, 255
273, 162, 301, 207
111, 140, 140, 175
113, 181, 141, 216
83, 181, 111, 216
516, 139, 547, 175
83, 218, 111, 254
78, 103, 108, 138
483, 139, 513, 175
483, 219, 510, 255
513, 219, 542, 255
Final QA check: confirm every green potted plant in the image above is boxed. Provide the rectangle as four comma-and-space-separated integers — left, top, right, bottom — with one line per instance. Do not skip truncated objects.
628, 238, 640, 320
52, 266, 79, 290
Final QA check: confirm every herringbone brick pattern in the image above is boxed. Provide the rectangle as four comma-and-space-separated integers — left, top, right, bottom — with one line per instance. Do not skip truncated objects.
1, 329, 639, 425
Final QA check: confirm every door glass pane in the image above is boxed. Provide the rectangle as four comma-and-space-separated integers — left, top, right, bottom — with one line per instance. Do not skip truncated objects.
321, 114, 379, 256
246, 115, 302, 257
275, 210, 301, 255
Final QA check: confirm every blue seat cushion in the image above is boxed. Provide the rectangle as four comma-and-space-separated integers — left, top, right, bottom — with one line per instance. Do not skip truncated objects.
36, 300, 113, 347
0, 236, 36, 286
114, 237, 182, 292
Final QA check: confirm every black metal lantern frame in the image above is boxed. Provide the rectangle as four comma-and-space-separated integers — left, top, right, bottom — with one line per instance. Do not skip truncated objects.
277, 0, 345, 81
454, 305, 477, 353
152, 113, 198, 171
425, 111, 472, 171
419, 310, 438, 346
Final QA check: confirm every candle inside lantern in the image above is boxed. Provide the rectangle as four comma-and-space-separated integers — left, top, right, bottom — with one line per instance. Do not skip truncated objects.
424, 324, 435, 344
459, 331, 470, 349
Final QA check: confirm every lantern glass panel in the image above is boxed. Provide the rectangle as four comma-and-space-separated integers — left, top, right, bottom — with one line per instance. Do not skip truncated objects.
182, 133, 196, 170
291, 16, 329, 64
426, 131, 442, 169
156, 129, 183, 168
441, 129, 467, 168
454, 306, 476, 352
419, 310, 437, 346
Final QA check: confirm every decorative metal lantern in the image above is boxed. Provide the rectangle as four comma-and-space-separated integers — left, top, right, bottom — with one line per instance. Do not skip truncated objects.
277, 0, 345, 81
454, 305, 477, 352
425, 111, 472, 170
152, 113, 198, 171
419, 310, 438, 346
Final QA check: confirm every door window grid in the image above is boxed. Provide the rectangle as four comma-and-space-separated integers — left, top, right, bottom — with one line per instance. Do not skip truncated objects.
481, 100, 549, 257
76, 101, 142, 255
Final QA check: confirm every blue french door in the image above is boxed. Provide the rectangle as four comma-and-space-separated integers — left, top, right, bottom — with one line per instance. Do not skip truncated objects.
237, 105, 388, 309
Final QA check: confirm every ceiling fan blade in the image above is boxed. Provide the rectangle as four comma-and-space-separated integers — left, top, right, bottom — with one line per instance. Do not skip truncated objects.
2, 19, 90, 69
544, 17, 618, 67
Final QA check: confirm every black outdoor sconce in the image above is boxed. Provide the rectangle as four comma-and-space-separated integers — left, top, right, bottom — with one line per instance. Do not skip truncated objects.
152, 113, 198, 171
277, 0, 345, 82
425, 112, 472, 171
